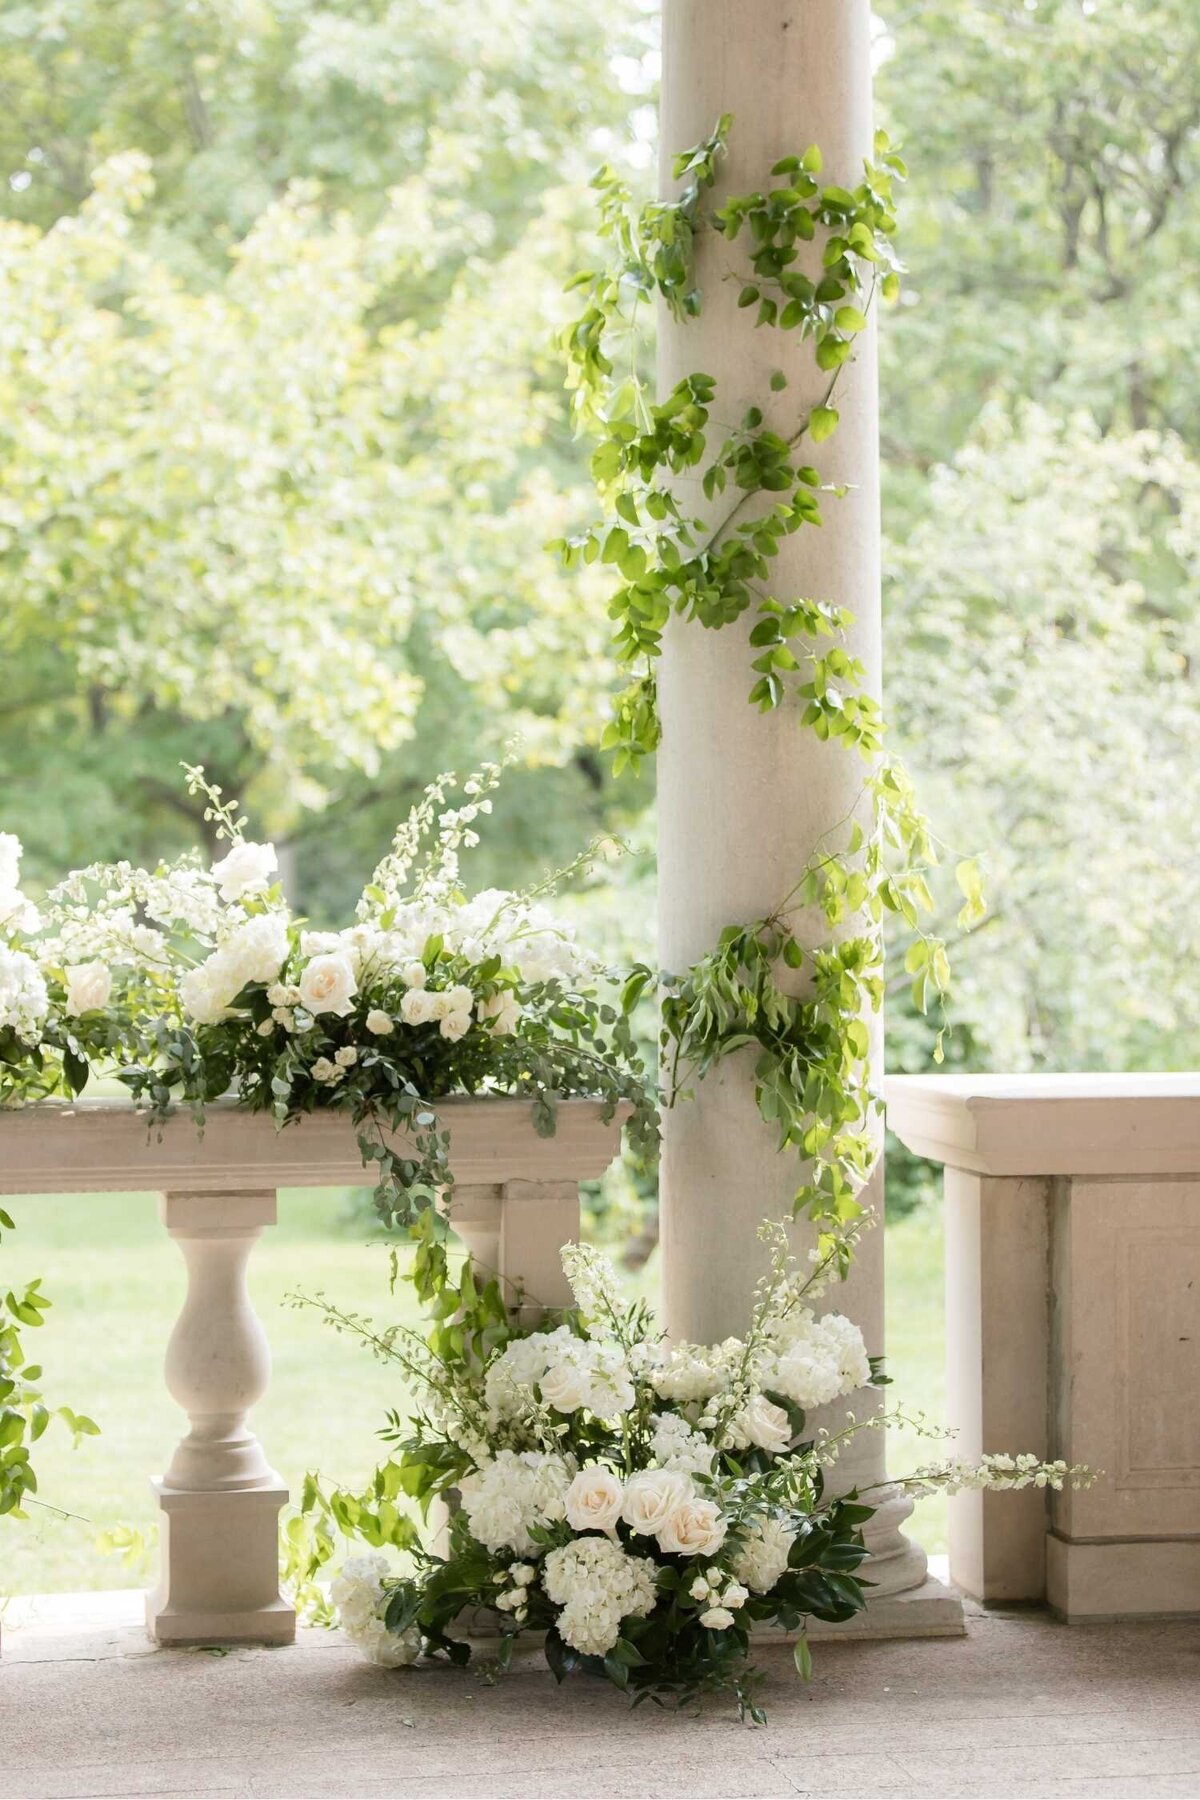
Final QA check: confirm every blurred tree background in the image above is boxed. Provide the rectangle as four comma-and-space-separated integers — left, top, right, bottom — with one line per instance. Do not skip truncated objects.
1, 0, 1198, 1215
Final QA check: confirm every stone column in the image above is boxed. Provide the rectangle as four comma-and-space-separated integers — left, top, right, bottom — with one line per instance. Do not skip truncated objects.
658, 0, 955, 1629
146, 1189, 294, 1645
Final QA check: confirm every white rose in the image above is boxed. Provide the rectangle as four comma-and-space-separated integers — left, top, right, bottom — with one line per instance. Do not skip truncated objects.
478, 990, 522, 1036
298, 952, 357, 1017
736, 1394, 793, 1455
63, 961, 112, 1017
699, 1606, 735, 1630
438, 1007, 472, 1043
657, 1497, 728, 1558
211, 840, 277, 903
540, 1363, 590, 1414
334, 1045, 358, 1068
402, 961, 427, 989
434, 984, 474, 1020
400, 987, 438, 1026
621, 1469, 693, 1537
365, 1008, 394, 1035
564, 1466, 624, 1533
722, 1583, 749, 1610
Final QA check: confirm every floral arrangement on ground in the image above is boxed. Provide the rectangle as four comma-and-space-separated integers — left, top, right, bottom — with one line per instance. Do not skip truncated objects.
294, 1222, 1088, 1721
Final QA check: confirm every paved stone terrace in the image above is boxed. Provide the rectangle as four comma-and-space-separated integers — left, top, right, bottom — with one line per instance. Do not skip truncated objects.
2, 1595, 1198, 1799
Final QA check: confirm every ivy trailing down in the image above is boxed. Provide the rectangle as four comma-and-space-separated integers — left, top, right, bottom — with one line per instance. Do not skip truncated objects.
561, 118, 984, 1257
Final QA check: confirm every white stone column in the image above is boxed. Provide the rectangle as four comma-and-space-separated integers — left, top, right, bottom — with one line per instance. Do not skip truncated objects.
658, 0, 955, 1629
146, 1189, 294, 1645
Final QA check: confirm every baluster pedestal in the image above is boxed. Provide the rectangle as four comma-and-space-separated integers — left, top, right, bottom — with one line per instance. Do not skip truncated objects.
146, 1189, 294, 1645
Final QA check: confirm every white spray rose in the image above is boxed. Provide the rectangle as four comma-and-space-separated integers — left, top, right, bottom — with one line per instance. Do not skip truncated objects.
299, 952, 357, 1017
657, 1496, 728, 1558
63, 961, 112, 1017
211, 840, 278, 902
564, 1466, 624, 1533
438, 1006, 472, 1043
402, 961, 427, 989
365, 1008, 394, 1035
620, 1470, 693, 1537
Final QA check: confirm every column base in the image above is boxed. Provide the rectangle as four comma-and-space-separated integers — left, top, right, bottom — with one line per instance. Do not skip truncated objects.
1047, 1532, 1200, 1623
806, 1572, 965, 1640
146, 1480, 295, 1647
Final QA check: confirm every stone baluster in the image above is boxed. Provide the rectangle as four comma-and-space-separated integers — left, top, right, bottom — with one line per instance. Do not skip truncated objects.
146, 1189, 294, 1646
449, 1179, 580, 1322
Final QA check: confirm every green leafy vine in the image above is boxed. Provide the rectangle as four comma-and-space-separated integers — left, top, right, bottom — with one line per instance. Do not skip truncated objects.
561, 118, 983, 1258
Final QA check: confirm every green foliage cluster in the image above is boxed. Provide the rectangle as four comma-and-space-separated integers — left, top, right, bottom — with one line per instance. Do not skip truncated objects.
0, 1209, 98, 1519
557, 122, 904, 774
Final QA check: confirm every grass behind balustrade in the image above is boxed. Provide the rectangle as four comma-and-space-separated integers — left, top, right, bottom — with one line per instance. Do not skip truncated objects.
0, 1193, 946, 1596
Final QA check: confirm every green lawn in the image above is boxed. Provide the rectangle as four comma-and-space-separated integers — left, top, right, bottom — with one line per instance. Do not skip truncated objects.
1, 1194, 946, 1594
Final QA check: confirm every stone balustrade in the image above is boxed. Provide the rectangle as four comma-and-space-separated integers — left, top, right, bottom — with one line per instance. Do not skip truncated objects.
0, 1095, 626, 1646
886, 1072, 1200, 1622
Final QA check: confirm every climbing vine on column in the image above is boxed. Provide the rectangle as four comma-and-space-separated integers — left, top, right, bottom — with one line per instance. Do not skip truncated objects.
558, 118, 984, 1267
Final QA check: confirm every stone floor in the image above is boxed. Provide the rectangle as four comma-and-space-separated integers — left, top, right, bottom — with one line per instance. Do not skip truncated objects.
2, 1592, 1199, 1800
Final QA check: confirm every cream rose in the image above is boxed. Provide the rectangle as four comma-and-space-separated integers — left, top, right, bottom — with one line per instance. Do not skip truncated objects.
402, 961, 427, 989
699, 1605, 735, 1630
298, 952, 357, 1017
211, 840, 277, 902
63, 960, 112, 1016
736, 1394, 793, 1455
657, 1496, 728, 1558
620, 1469, 692, 1537
400, 987, 438, 1026
564, 1466, 624, 1533
478, 990, 521, 1036
438, 1007, 472, 1043
365, 1008, 394, 1035
540, 1363, 590, 1414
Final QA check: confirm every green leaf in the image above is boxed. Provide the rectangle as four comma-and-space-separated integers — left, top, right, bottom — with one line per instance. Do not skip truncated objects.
809, 405, 839, 443
793, 1635, 813, 1681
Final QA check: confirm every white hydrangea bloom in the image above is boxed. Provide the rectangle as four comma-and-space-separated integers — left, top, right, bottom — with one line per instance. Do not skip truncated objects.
652, 1337, 743, 1404
330, 1553, 420, 1668
648, 1412, 717, 1478
764, 1308, 871, 1412
458, 1450, 574, 1555
181, 912, 290, 1023
543, 1536, 658, 1657
731, 1516, 797, 1594
484, 1327, 635, 1423
210, 841, 277, 903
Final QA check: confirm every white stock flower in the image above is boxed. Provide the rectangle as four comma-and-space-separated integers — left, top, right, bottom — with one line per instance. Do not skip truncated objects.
400, 987, 438, 1026
299, 952, 358, 1018
726, 1394, 793, 1456
0, 946, 49, 1041
365, 1008, 394, 1035
458, 1450, 573, 1556
657, 1496, 727, 1559
63, 961, 112, 1017
621, 1469, 693, 1538
478, 990, 521, 1036
731, 1516, 797, 1594
0, 834, 21, 889
211, 841, 278, 902
564, 1466, 624, 1533
543, 1536, 658, 1658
